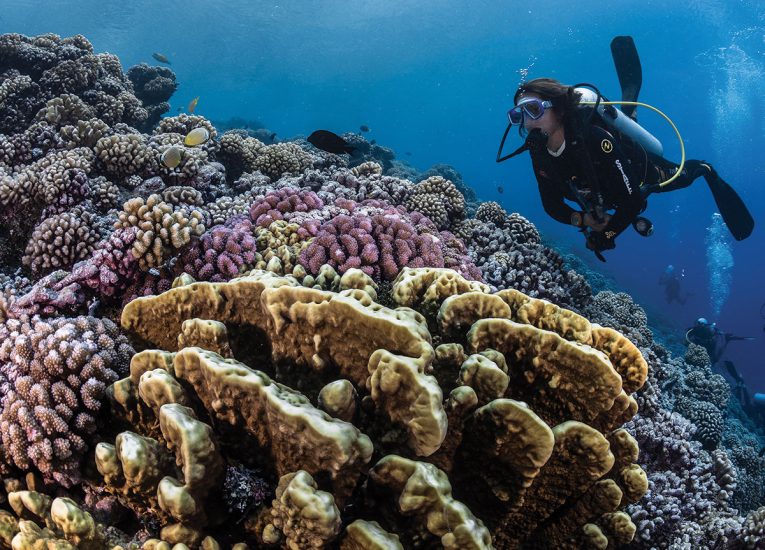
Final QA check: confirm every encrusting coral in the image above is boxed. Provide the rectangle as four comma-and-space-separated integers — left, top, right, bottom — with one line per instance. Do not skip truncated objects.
116, 267, 648, 548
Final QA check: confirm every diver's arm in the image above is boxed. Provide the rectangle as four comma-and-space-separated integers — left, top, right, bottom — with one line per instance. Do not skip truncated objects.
536, 174, 578, 226
590, 128, 644, 238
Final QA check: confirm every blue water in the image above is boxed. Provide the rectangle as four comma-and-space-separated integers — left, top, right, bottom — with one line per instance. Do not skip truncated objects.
4, 0, 764, 385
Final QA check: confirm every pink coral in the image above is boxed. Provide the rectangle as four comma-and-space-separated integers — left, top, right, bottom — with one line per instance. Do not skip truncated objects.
299, 211, 446, 280
177, 220, 258, 282
0, 315, 133, 486
249, 187, 324, 228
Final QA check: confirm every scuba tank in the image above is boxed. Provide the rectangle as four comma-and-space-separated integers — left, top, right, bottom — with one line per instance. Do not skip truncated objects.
575, 87, 663, 157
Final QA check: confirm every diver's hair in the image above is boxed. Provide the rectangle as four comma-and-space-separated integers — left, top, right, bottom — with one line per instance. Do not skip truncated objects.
514, 78, 582, 122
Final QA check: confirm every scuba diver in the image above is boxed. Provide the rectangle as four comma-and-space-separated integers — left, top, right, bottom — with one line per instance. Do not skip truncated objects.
496, 36, 754, 260
685, 317, 754, 366
658, 264, 691, 305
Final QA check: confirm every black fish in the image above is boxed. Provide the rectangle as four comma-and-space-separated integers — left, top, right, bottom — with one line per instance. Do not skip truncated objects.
405, 151, 412, 156
759, 447, 765, 457
497, 185, 504, 194
359, 125, 370, 132
152, 52, 171, 65
724, 360, 744, 383
307, 130, 356, 155
370, 139, 377, 145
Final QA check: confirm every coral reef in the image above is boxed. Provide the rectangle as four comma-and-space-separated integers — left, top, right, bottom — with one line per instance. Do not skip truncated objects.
0, 31, 763, 550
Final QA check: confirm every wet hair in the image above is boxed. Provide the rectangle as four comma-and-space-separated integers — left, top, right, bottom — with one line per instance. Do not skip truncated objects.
514, 77, 582, 122
514, 78, 585, 138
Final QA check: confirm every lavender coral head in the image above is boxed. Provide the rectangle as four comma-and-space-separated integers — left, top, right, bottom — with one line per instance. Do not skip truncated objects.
178, 221, 258, 282
299, 212, 445, 280
249, 187, 324, 228
0, 315, 133, 486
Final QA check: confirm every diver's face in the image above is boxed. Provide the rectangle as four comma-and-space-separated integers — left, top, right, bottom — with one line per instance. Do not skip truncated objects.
518, 93, 562, 136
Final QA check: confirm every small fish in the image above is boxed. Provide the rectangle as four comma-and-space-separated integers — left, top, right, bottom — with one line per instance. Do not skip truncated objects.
269, 132, 277, 141
184, 127, 210, 147
188, 96, 200, 114
370, 139, 377, 145
307, 130, 356, 155
405, 151, 412, 156
724, 360, 744, 383
161, 146, 183, 169
176, 107, 183, 113
152, 52, 171, 65
359, 124, 370, 132
759, 447, 765, 458
497, 185, 504, 194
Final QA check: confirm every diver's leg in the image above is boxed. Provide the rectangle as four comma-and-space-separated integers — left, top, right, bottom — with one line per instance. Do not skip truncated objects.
643, 158, 754, 240
651, 159, 709, 193
639, 156, 706, 197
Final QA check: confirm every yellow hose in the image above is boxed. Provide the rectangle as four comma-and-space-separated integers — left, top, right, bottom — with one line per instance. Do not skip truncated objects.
580, 100, 685, 187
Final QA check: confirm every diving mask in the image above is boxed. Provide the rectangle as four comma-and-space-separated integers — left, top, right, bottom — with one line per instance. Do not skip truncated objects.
508, 98, 554, 125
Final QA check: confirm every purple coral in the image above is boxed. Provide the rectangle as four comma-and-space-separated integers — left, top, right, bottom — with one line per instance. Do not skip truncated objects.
0, 315, 133, 486
122, 271, 173, 305
249, 187, 324, 228
4, 228, 141, 319
300, 214, 379, 276
299, 211, 445, 280
177, 220, 258, 282
63, 227, 140, 299
439, 230, 483, 282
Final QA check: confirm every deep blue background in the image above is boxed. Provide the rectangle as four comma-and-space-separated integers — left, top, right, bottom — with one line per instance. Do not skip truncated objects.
3, 0, 764, 387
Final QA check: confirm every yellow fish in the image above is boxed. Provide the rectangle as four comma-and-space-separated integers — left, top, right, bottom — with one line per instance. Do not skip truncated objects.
184, 127, 210, 147
161, 145, 183, 169
188, 96, 200, 113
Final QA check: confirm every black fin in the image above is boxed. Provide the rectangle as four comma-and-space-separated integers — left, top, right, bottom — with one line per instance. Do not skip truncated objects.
704, 170, 755, 240
610, 36, 642, 119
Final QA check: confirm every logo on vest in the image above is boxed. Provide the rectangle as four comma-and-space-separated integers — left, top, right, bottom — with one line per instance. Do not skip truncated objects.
614, 159, 633, 194
601, 139, 613, 153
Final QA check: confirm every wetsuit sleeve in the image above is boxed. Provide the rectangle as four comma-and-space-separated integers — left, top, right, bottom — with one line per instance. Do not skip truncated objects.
533, 164, 577, 225
589, 127, 644, 238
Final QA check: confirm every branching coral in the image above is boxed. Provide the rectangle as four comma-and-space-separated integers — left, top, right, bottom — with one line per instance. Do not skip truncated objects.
22, 206, 103, 277
115, 194, 205, 271
0, 315, 133, 486
251, 142, 315, 180
298, 212, 445, 280
405, 175, 465, 230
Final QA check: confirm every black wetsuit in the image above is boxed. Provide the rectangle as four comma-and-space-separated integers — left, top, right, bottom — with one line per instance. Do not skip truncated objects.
529, 118, 709, 241
686, 325, 751, 365
659, 271, 687, 305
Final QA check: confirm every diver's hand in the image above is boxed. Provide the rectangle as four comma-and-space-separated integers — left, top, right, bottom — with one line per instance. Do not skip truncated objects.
583, 212, 612, 232
586, 231, 616, 252
525, 128, 549, 153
